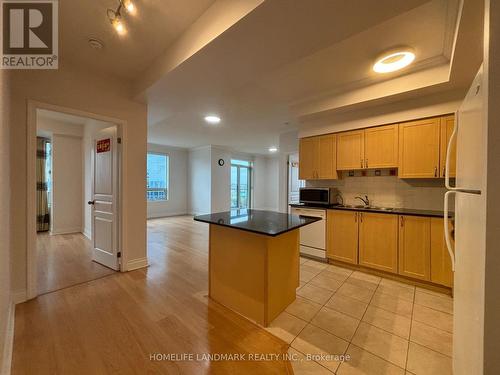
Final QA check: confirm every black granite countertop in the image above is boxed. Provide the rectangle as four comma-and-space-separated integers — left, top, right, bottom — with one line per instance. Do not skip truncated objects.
290, 203, 451, 218
194, 209, 320, 237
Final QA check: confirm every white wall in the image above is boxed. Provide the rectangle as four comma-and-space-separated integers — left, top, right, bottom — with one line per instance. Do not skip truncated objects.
51, 134, 83, 234
278, 130, 299, 212
147, 144, 188, 218
188, 147, 211, 215
210, 147, 231, 213
253, 155, 279, 210
0, 66, 12, 375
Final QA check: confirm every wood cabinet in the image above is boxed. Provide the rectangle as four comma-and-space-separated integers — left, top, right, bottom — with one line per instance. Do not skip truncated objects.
337, 130, 364, 170
398, 215, 431, 280
364, 124, 398, 169
318, 134, 338, 179
398, 117, 441, 178
299, 135, 337, 180
299, 137, 318, 180
440, 115, 456, 178
430, 218, 454, 287
327, 210, 358, 264
358, 212, 398, 273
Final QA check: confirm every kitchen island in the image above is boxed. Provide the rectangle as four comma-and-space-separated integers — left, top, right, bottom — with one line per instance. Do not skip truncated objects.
194, 209, 319, 327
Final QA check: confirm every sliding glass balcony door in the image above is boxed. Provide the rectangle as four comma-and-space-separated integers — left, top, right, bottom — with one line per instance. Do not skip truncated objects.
231, 160, 252, 209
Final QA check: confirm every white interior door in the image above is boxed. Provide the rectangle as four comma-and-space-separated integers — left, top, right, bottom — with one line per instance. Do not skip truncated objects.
89, 127, 120, 270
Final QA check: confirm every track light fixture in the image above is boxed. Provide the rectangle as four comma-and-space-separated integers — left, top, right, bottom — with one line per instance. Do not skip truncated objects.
107, 0, 136, 35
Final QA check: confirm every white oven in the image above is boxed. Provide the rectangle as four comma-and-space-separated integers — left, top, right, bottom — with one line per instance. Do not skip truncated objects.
291, 207, 327, 260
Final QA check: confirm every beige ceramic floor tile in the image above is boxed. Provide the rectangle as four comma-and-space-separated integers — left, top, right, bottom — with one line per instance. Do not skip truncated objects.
415, 286, 452, 299
337, 344, 405, 375
301, 264, 323, 275
292, 324, 349, 373
370, 291, 413, 318
297, 283, 335, 305
311, 307, 360, 341
309, 273, 344, 291
345, 276, 379, 291
287, 348, 333, 375
337, 282, 375, 304
376, 280, 415, 302
351, 322, 409, 368
265, 311, 307, 344
322, 265, 353, 281
304, 260, 329, 271
412, 304, 453, 333
406, 342, 452, 375
362, 305, 411, 339
414, 290, 453, 314
301, 269, 318, 283
325, 294, 368, 320
300, 257, 308, 264
410, 320, 453, 357
286, 296, 323, 322
350, 271, 382, 284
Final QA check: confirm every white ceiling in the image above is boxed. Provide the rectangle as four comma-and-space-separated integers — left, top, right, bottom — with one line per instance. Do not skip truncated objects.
145, 0, 482, 154
61, 0, 482, 155
60, 0, 216, 79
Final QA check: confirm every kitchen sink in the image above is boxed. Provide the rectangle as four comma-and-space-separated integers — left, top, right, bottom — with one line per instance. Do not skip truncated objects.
337, 205, 394, 211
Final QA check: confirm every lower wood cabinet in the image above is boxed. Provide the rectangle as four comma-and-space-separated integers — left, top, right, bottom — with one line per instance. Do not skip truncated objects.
430, 217, 454, 287
398, 215, 431, 281
358, 212, 398, 273
327, 210, 358, 264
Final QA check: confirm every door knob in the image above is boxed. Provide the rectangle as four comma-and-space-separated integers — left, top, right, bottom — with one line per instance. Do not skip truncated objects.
88, 200, 95, 205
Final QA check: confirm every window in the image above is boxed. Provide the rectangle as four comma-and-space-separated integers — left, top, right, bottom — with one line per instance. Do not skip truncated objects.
147, 153, 169, 201
231, 159, 252, 209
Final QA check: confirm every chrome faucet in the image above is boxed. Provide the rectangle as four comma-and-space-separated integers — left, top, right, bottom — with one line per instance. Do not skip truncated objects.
355, 195, 370, 206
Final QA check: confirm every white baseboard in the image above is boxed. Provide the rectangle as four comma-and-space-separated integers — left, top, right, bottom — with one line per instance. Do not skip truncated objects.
1, 301, 15, 375
126, 257, 148, 271
11, 290, 26, 305
50, 227, 83, 236
82, 229, 91, 240
147, 211, 188, 219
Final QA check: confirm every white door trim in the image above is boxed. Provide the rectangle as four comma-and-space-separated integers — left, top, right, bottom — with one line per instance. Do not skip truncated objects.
26, 100, 126, 300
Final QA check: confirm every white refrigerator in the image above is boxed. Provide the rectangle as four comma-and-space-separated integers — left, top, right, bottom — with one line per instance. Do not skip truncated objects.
444, 65, 487, 374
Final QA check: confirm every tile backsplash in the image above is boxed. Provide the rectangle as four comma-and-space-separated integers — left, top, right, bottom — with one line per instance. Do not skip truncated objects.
306, 171, 448, 210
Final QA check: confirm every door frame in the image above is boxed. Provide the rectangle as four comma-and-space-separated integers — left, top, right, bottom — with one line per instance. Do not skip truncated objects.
26, 100, 126, 300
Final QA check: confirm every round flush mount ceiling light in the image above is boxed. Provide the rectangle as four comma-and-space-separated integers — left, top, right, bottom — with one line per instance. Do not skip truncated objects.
269, 146, 278, 153
373, 48, 415, 73
204, 115, 221, 124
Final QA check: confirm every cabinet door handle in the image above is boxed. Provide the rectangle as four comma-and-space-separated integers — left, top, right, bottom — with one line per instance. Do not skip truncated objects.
360, 159, 363, 168
354, 212, 357, 222
360, 212, 363, 223
400, 216, 404, 227
365, 159, 368, 168
434, 166, 438, 177
443, 166, 446, 177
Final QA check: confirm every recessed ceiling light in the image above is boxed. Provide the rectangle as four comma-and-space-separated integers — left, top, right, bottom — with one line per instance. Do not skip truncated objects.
269, 146, 278, 153
373, 49, 415, 73
204, 115, 221, 124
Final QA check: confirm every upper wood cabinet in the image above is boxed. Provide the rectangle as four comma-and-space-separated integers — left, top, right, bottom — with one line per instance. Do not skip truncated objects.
327, 210, 358, 264
440, 115, 456, 178
358, 212, 398, 273
299, 135, 337, 180
364, 125, 398, 169
337, 130, 364, 170
398, 117, 441, 178
299, 137, 318, 180
430, 218, 454, 287
337, 125, 398, 170
398, 215, 431, 281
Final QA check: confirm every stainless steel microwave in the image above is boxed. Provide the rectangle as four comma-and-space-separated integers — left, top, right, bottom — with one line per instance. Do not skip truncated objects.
299, 187, 339, 205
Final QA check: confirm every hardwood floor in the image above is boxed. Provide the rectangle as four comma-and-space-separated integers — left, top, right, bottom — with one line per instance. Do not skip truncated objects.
13, 217, 291, 374
37, 232, 115, 295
